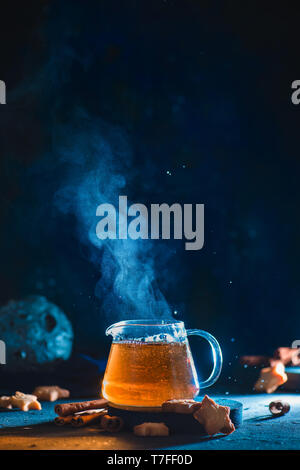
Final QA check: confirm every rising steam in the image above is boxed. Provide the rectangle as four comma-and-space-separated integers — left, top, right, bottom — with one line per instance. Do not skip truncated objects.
54, 110, 172, 322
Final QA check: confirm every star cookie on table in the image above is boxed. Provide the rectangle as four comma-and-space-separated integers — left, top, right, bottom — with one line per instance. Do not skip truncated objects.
193, 395, 235, 436
0, 396, 12, 409
33, 385, 70, 402
134, 422, 169, 437
11, 391, 42, 411
254, 361, 287, 393
274, 347, 300, 366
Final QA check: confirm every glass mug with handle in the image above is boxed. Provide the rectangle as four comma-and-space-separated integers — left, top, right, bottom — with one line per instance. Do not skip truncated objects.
102, 319, 222, 407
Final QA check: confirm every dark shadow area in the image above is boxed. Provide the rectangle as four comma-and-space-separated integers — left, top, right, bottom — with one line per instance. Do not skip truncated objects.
0, 420, 228, 449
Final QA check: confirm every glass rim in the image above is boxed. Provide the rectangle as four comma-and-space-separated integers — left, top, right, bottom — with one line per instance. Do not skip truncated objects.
106, 319, 184, 331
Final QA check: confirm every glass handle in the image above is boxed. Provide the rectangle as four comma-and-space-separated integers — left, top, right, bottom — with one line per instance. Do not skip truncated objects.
186, 329, 223, 389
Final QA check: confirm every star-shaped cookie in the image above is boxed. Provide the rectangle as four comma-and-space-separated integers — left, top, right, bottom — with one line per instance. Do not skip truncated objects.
254, 361, 287, 393
11, 391, 42, 411
193, 395, 235, 436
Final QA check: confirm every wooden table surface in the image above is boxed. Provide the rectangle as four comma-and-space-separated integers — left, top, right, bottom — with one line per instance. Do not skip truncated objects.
0, 394, 300, 450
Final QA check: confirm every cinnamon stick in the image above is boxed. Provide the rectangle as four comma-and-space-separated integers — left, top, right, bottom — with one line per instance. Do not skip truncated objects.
100, 414, 124, 432
54, 415, 73, 426
54, 399, 109, 417
71, 410, 106, 427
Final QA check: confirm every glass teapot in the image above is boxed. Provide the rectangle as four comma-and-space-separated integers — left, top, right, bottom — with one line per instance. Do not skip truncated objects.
102, 319, 222, 407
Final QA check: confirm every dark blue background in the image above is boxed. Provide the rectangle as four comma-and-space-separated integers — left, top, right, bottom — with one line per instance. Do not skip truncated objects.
0, 1, 299, 378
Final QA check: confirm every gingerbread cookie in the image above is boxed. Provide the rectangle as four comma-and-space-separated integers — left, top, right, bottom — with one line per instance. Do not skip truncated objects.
0, 396, 12, 409
193, 395, 235, 436
11, 391, 42, 411
161, 398, 201, 414
134, 422, 169, 437
33, 385, 70, 402
254, 361, 287, 393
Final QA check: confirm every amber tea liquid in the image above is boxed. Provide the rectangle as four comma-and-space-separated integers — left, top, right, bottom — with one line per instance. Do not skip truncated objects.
102, 341, 199, 407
